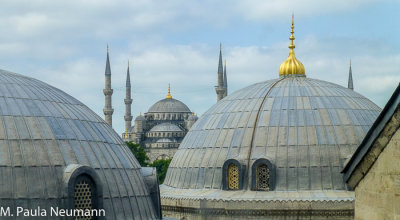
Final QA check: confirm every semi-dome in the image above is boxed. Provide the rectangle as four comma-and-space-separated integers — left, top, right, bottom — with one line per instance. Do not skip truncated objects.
135, 114, 146, 121
156, 138, 177, 143
150, 123, 183, 132
0, 69, 158, 219
148, 98, 191, 113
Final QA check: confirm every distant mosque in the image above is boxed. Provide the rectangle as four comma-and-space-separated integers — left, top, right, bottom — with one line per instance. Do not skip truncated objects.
101, 44, 229, 162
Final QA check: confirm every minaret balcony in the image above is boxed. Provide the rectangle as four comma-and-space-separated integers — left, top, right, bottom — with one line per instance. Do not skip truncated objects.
124, 115, 133, 121
103, 108, 114, 115
124, 98, 133, 104
103, 89, 113, 95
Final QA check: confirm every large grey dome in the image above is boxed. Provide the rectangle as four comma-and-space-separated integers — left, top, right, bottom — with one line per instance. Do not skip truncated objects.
164, 77, 381, 191
0, 69, 158, 219
148, 98, 191, 113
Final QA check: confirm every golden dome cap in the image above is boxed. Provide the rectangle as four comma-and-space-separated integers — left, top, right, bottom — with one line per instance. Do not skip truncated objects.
279, 14, 306, 77
166, 83, 172, 99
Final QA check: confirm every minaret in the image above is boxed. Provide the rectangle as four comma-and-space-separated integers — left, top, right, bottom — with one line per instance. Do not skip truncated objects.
215, 43, 225, 101
223, 59, 228, 98
124, 60, 133, 137
348, 59, 354, 90
103, 45, 114, 127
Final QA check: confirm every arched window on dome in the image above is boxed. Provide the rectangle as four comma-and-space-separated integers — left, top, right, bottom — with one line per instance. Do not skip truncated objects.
222, 159, 245, 190
64, 165, 103, 219
251, 158, 275, 191
74, 174, 96, 216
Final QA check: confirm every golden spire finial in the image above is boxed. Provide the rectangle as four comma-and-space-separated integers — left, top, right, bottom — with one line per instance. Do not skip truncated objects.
278, 14, 305, 77
166, 83, 172, 99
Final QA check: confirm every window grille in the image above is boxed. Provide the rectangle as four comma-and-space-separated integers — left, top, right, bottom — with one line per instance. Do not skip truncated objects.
227, 163, 239, 190
74, 178, 94, 220
256, 164, 270, 191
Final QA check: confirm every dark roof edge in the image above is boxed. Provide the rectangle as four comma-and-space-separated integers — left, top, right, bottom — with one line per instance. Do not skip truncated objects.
342, 83, 400, 182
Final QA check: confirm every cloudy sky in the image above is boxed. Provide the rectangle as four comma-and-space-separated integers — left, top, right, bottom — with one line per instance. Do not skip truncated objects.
0, 0, 399, 135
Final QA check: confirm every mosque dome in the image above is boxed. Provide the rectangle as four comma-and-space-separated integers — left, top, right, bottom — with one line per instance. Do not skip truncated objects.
148, 98, 191, 113
0, 69, 158, 219
161, 16, 381, 219
187, 113, 198, 121
135, 114, 146, 121
148, 84, 190, 113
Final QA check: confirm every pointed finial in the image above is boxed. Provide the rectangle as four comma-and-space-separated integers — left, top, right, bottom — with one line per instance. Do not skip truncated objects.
107, 44, 109, 53
220, 42, 222, 51
128, 59, 130, 67
166, 83, 172, 99
350, 59, 351, 67
278, 14, 305, 77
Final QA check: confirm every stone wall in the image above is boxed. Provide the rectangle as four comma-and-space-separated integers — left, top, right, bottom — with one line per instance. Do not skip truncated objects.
148, 148, 177, 162
354, 127, 400, 219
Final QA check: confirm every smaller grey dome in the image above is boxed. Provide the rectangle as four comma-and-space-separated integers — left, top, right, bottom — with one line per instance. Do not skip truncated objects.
148, 98, 191, 113
156, 138, 177, 143
135, 115, 146, 121
188, 114, 198, 121
150, 123, 183, 132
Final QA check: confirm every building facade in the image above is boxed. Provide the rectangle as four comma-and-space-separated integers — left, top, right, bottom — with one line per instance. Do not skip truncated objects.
160, 16, 382, 219
343, 84, 400, 220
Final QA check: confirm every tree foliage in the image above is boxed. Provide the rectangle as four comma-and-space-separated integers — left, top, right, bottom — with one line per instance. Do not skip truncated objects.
125, 141, 172, 184
149, 158, 172, 184
125, 142, 149, 167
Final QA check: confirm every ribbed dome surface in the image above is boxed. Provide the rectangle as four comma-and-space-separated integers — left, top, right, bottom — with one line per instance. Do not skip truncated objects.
148, 98, 191, 113
164, 77, 381, 191
0, 69, 157, 219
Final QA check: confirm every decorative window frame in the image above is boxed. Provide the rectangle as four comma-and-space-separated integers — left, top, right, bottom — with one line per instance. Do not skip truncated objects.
251, 158, 276, 191
63, 164, 103, 216
222, 159, 245, 190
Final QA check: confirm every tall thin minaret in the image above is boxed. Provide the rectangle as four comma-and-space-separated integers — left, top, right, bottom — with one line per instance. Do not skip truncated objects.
223, 59, 228, 98
103, 45, 114, 126
124, 60, 133, 137
215, 43, 225, 102
348, 59, 354, 90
